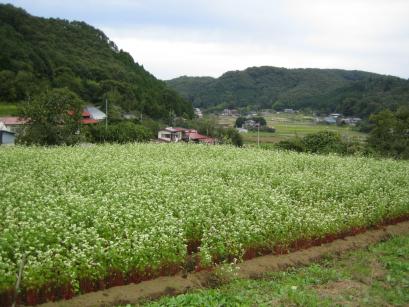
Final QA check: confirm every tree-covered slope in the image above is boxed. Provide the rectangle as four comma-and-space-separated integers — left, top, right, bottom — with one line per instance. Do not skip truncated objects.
0, 4, 193, 119
167, 66, 409, 117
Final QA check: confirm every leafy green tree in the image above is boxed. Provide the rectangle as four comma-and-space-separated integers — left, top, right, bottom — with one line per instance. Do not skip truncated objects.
221, 128, 243, 147
302, 131, 347, 154
235, 117, 246, 127
367, 108, 409, 159
235, 116, 267, 128
18, 88, 84, 145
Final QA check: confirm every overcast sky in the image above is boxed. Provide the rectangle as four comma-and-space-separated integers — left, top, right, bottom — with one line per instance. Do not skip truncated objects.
3, 0, 409, 80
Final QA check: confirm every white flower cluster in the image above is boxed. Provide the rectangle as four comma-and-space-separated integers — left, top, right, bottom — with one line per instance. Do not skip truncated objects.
0, 143, 408, 291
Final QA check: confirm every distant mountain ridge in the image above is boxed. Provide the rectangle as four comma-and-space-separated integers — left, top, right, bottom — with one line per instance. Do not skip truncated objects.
0, 4, 193, 119
167, 66, 409, 117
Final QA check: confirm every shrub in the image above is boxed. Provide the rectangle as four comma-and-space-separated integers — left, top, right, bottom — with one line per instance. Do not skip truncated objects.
276, 131, 362, 155
88, 121, 151, 143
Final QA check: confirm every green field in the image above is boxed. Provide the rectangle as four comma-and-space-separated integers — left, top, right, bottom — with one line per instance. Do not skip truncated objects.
1, 144, 408, 305
218, 113, 367, 144
143, 234, 409, 306
0, 103, 19, 116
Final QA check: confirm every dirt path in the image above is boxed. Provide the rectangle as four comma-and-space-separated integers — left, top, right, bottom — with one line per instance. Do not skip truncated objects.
41, 221, 409, 307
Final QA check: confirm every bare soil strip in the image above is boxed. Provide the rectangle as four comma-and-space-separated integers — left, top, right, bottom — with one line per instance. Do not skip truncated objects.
41, 221, 409, 307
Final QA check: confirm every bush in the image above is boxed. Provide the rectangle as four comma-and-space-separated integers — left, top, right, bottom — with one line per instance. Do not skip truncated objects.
276, 131, 362, 155
302, 131, 347, 154
367, 108, 409, 159
88, 121, 151, 143
220, 128, 243, 147
275, 137, 304, 152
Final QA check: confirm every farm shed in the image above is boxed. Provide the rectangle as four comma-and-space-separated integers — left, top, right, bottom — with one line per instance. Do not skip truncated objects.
0, 129, 16, 145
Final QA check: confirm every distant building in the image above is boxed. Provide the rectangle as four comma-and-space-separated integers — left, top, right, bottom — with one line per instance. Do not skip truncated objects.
338, 117, 362, 126
123, 113, 137, 120
157, 127, 215, 144
194, 108, 203, 118
85, 105, 107, 121
221, 109, 239, 116
329, 113, 342, 118
0, 116, 28, 132
158, 127, 186, 142
323, 116, 337, 125
80, 110, 99, 124
0, 122, 16, 145
284, 108, 295, 113
243, 119, 257, 128
236, 127, 248, 133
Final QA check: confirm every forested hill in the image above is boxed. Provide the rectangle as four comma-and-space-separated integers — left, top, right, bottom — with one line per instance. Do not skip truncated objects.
167, 66, 409, 117
0, 4, 193, 119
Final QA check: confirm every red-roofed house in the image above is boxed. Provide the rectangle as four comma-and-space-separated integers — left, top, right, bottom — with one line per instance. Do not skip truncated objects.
158, 127, 215, 144
0, 117, 28, 132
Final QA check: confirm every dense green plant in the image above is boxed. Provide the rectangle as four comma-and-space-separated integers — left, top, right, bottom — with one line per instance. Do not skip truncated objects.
235, 116, 267, 127
367, 107, 409, 159
1, 144, 408, 294
0, 4, 193, 119
17, 88, 84, 145
88, 121, 152, 143
218, 128, 243, 147
275, 131, 361, 155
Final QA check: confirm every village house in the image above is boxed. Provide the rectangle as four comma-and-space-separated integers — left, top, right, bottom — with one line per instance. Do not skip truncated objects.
0, 116, 28, 132
0, 122, 16, 145
85, 105, 107, 121
194, 108, 203, 118
158, 127, 215, 144
158, 127, 185, 142
221, 109, 239, 116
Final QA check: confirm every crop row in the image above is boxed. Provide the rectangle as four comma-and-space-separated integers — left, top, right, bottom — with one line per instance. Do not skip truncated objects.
0, 144, 408, 304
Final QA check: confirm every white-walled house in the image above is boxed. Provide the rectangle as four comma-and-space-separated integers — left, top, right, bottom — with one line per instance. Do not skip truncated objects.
158, 127, 215, 144
158, 127, 186, 142
0, 122, 16, 145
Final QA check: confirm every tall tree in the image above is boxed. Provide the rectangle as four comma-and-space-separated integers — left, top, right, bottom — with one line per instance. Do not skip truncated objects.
19, 88, 84, 145
367, 107, 409, 159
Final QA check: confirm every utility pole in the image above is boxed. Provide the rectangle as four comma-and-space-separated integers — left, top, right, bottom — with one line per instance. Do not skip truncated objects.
105, 98, 108, 130
257, 123, 260, 148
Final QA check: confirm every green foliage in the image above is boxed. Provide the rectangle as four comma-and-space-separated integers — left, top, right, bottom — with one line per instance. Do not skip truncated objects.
275, 137, 305, 152
219, 128, 243, 147
0, 4, 193, 119
367, 107, 409, 159
18, 88, 84, 145
167, 66, 409, 117
276, 131, 362, 155
235, 116, 267, 127
302, 131, 347, 154
235, 116, 246, 128
88, 121, 152, 143
0, 103, 19, 116
1, 144, 409, 294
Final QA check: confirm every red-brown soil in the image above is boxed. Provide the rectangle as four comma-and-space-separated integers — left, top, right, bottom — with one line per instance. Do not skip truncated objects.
37, 220, 409, 307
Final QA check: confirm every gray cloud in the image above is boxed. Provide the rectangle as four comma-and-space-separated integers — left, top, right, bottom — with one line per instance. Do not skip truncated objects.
2, 0, 409, 79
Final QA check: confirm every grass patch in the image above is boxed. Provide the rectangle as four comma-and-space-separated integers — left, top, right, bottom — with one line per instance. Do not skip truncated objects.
0, 103, 19, 116
217, 113, 367, 145
141, 234, 409, 306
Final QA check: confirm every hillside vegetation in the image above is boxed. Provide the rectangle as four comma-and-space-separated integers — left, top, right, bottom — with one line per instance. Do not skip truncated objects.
0, 4, 193, 119
167, 66, 409, 117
